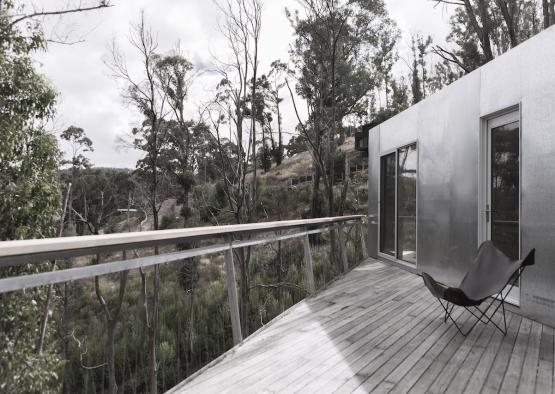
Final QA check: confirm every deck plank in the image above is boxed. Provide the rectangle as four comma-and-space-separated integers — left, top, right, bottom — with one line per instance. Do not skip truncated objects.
168, 260, 555, 394
224, 277, 423, 391
386, 310, 469, 394
534, 325, 553, 394
183, 268, 417, 390
286, 295, 435, 393
295, 297, 440, 393
518, 320, 542, 393
481, 315, 523, 394
447, 313, 512, 393
405, 316, 471, 394
499, 318, 532, 393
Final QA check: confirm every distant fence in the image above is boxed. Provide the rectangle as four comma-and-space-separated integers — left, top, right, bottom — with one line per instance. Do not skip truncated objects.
287, 163, 368, 187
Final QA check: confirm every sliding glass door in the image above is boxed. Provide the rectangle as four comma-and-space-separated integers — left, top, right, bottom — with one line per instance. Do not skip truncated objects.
483, 111, 520, 303
379, 143, 417, 264
397, 144, 417, 263
380, 153, 396, 256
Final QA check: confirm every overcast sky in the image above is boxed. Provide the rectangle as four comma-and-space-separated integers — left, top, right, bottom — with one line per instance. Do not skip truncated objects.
33, 0, 453, 168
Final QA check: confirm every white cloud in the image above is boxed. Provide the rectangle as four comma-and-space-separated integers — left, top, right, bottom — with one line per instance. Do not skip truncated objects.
32, 0, 452, 168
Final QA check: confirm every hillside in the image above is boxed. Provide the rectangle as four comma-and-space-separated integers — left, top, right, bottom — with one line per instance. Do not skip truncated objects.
258, 136, 368, 186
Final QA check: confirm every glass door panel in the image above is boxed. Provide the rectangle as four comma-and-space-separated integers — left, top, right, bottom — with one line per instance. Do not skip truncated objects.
397, 144, 417, 263
485, 112, 520, 304
490, 121, 520, 261
380, 153, 396, 256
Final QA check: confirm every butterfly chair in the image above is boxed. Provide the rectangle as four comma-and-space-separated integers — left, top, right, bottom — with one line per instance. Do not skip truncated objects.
422, 241, 535, 336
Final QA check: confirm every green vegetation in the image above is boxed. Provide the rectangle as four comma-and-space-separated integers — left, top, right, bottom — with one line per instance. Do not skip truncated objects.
0, 2, 62, 392
1, 0, 554, 392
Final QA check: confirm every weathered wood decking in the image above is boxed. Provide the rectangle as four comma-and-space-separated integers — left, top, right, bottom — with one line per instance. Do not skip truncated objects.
169, 260, 555, 394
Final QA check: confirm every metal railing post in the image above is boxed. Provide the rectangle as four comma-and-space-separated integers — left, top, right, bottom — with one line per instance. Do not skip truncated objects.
224, 246, 242, 345
337, 225, 349, 273
303, 233, 316, 295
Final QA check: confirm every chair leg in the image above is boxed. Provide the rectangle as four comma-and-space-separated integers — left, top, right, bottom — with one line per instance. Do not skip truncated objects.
432, 267, 527, 337
443, 303, 453, 323
437, 296, 509, 337
502, 300, 507, 333
438, 299, 477, 337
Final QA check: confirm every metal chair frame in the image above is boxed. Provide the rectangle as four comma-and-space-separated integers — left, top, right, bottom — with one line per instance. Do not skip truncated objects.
436, 268, 526, 337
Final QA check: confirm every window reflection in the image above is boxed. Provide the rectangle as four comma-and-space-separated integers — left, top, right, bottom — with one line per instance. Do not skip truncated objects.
491, 121, 519, 261
380, 153, 396, 256
397, 144, 417, 263
379, 144, 418, 264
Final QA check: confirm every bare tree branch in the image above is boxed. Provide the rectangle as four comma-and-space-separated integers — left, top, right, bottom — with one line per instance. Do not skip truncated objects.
432, 45, 471, 73
430, 0, 465, 6
10, 2, 113, 27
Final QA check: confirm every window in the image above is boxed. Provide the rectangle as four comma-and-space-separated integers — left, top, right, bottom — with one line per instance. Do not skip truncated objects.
380, 153, 396, 256
379, 143, 417, 264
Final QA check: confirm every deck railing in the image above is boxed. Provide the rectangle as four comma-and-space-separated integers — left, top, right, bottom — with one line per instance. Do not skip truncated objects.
0, 215, 367, 345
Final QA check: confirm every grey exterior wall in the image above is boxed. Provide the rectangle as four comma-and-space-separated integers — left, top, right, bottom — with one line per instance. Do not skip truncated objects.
367, 25, 555, 327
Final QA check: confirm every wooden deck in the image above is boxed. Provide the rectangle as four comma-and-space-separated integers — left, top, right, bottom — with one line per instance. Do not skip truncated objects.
169, 260, 555, 394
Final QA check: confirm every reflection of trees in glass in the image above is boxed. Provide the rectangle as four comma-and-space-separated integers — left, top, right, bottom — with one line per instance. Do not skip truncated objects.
380, 153, 396, 256
491, 122, 519, 260
379, 143, 417, 263
397, 144, 417, 263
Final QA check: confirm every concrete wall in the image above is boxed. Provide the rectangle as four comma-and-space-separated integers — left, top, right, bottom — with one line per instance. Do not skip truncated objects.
368, 25, 555, 327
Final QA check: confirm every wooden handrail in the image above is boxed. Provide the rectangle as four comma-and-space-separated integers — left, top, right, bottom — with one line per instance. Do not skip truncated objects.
0, 215, 367, 346
0, 215, 365, 266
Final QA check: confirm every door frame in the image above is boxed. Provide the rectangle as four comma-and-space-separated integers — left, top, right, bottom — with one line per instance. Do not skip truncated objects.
478, 104, 521, 305
378, 141, 419, 268
378, 149, 398, 261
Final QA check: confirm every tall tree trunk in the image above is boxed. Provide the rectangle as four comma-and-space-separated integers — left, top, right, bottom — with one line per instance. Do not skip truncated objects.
338, 156, 349, 216
186, 282, 195, 377
276, 92, 283, 166
277, 240, 284, 312
251, 66, 258, 217
182, 186, 190, 226
463, 0, 494, 61
148, 264, 160, 394
95, 252, 128, 394
106, 320, 117, 394
496, 0, 518, 47
310, 162, 322, 218
62, 281, 70, 394
148, 160, 160, 393
36, 182, 72, 354
544, 0, 551, 27
238, 247, 250, 336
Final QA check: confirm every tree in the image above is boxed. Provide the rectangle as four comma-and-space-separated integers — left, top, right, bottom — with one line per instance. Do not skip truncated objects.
543, 0, 555, 27
209, 0, 264, 336
285, 135, 308, 157
372, 21, 400, 109
428, 57, 461, 93
61, 126, 94, 170
0, 1, 80, 392
431, 0, 549, 75
94, 258, 128, 394
288, 0, 392, 218
59, 126, 94, 234
107, 13, 168, 394
155, 48, 199, 223
267, 60, 289, 166
410, 34, 432, 104
160, 120, 212, 222
65, 168, 136, 394
35, 125, 93, 367
369, 77, 410, 125
247, 73, 277, 172
287, 0, 393, 269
